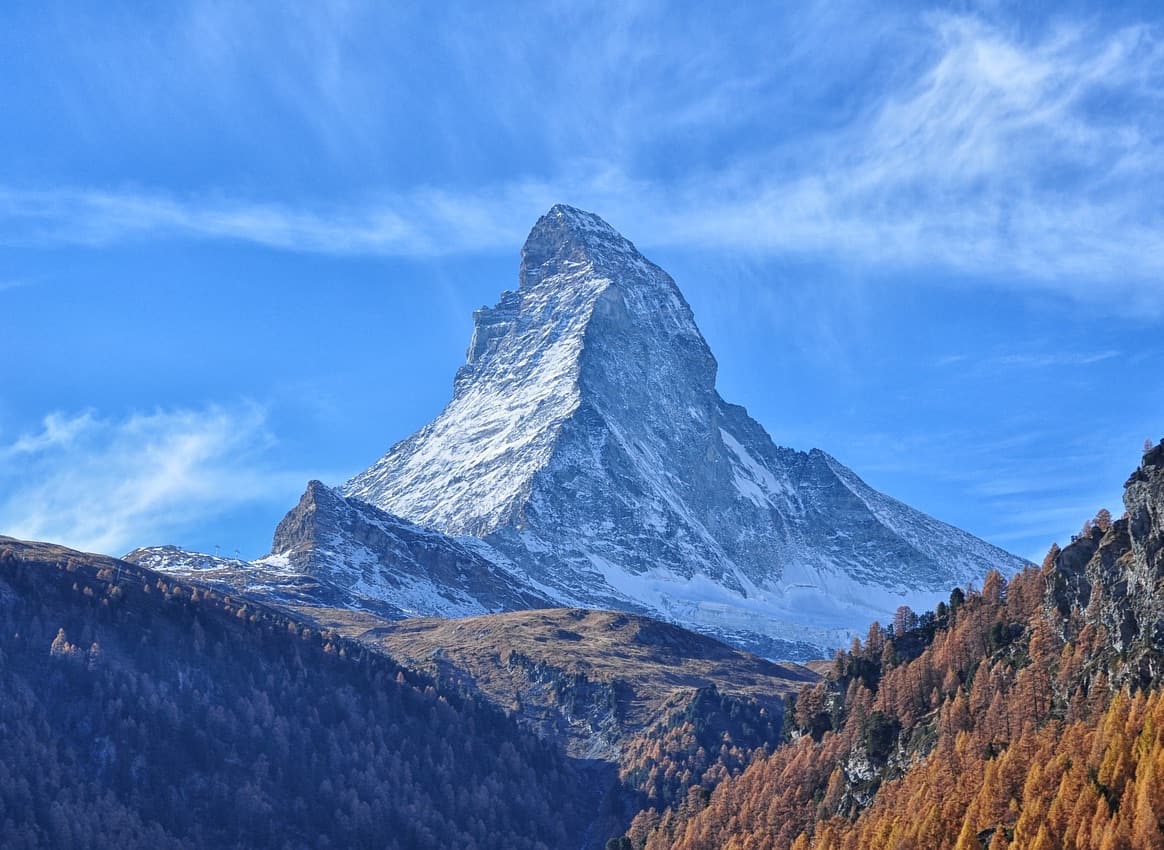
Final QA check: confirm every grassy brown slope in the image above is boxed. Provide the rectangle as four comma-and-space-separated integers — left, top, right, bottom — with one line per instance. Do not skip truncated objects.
299, 606, 816, 754
804, 658, 836, 677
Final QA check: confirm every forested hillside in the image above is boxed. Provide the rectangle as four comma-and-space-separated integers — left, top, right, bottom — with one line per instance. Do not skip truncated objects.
0, 539, 594, 850
0, 538, 802, 849
619, 441, 1164, 850
319, 607, 812, 819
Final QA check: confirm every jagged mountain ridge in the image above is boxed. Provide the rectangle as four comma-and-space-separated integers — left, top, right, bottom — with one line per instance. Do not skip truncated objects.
129, 479, 552, 619
338, 204, 1025, 656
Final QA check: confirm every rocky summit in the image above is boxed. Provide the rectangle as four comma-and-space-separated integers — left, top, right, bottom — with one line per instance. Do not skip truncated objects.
137, 205, 1025, 659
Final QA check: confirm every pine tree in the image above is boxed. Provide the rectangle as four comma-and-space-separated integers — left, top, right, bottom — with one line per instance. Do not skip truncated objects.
1042, 542, 1061, 573
49, 628, 79, 660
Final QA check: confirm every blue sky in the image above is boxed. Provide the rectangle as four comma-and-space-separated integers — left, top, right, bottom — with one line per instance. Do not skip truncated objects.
1, 1, 1162, 564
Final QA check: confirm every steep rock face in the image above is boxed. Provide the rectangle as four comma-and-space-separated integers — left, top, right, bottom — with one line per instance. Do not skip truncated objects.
1126, 442, 1164, 625
131, 481, 552, 619
342, 204, 1025, 658
345, 206, 712, 541
266, 480, 554, 617
124, 543, 391, 614
1045, 439, 1164, 686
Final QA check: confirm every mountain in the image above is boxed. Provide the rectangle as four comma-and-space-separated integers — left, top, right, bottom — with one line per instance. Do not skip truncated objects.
134, 204, 1023, 658
1044, 438, 1164, 686
339, 203, 1025, 657
618, 439, 1164, 850
304, 606, 813, 756
4, 439, 1158, 849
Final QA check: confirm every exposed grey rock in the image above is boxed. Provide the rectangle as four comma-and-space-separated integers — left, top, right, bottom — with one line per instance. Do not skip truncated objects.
123, 543, 387, 613
270, 480, 552, 616
130, 480, 552, 620
1044, 439, 1164, 686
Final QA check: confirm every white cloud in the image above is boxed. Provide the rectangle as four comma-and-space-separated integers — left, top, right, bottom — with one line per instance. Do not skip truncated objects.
643, 16, 1164, 301
2, 411, 97, 455
0, 183, 546, 257
0, 405, 303, 555
936, 349, 1122, 370
1, 11, 1162, 311
991, 351, 1121, 368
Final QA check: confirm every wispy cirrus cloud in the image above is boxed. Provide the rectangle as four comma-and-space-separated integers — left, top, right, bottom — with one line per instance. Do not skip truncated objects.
0, 181, 559, 256
0, 411, 97, 456
938, 349, 1122, 370
0, 405, 305, 555
0, 279, 35, 293
2, 10, 1162, 311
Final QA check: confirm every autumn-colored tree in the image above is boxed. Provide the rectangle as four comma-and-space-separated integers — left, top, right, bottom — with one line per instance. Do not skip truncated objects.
893, 605, 917, 635
1042, 542, 1062, 574
982, 570, 1007, 605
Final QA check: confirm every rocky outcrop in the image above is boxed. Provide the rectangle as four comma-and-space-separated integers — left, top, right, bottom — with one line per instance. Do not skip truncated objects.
1120, 441, 1164, 678
266, 480, 553, 617
361, 607, 811, 765
1045, 439, 1164, 687
131, 481, 552, 619
1126, 443, 1164, 588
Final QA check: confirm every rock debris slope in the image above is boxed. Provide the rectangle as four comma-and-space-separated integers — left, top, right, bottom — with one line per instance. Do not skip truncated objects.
337, 204, 1025, 657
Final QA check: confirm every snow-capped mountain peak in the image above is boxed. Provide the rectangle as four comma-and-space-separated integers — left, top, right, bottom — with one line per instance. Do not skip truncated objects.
344, 202, 715, 539
338, 205, 1027, 658
132, 204, 1028, 659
